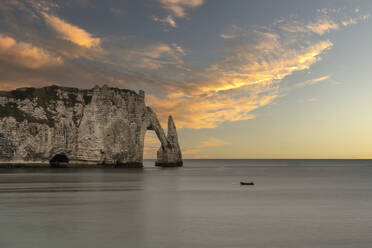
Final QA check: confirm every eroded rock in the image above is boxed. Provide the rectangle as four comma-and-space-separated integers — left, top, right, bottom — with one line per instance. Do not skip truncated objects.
0, 85, 182, 167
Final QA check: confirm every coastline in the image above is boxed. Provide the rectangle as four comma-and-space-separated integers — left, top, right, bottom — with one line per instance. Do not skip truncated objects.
0, 162, 144, 169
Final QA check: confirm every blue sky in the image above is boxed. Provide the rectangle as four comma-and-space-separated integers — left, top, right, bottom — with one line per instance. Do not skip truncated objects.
1, 0, 372, 158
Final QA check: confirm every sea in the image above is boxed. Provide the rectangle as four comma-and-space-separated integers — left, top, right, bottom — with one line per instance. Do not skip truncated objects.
0, 159, 372, 248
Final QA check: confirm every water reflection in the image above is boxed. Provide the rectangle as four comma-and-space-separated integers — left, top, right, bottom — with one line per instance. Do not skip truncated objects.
0, 160, 372, 248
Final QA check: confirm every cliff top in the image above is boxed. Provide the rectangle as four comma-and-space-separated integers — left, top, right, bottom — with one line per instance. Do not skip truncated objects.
0, 85, 145, 128
0, 85, 140, 101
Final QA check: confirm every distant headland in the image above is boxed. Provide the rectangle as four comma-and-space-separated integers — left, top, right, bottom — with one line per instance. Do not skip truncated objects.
0, 85, 182, 168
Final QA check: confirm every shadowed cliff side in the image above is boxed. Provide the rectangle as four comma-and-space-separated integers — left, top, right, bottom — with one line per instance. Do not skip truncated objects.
0, 85, 182, 168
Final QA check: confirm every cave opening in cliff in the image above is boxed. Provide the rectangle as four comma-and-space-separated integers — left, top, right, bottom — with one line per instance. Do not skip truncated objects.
50, 153, 69, 167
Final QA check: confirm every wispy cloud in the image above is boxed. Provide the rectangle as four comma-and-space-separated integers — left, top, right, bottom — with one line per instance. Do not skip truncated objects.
0, 2, 369, 132
297, 98, 318, 103
153, 0, 204, 30
295, 75, 331, 88
0, 0, 185, 91
200, 138, 231, 148
149, 31, 333, 129
152, 15, 177, 30
109, 42, 186, 71
274, 8, 368, 36
306, 18, 339, 35
146, 9, 368, 129
275, 16, 339, 35
183, 138, 231, 156
342, 14, 369, 26
42, 12, 100, 48
0, 33, 63, 69
148, 85, 278, 129
156, 0, 204, 17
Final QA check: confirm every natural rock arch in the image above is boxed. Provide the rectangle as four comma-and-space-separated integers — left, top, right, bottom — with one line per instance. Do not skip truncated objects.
145, 107, 182, 167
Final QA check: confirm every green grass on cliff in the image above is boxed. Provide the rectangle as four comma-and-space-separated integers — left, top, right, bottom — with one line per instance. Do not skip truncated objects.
0, 85, 140, 127
0, 102, 54, 127
0, 85, 93, 127
0, 85, 94, 105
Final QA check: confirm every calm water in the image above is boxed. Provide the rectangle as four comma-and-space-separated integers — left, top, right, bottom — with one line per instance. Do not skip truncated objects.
1, 159, 372, 248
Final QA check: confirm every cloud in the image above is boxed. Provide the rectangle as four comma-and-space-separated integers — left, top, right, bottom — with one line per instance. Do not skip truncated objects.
220, 25, 246, 39
156, 0, 204, 18
342, 14, 369, 26
109, 42, 187, 71
145, 9, 369, 129
297, 98, 318, 103
0, 33, 63, 69
0, 3, 369, 132
0, 1, 174, 91
342, 18, 358, 27
200, 138, 231, 147
275, 17, 339, 35
172, 43, 186, 55
148, 85, 278, 129
148, 29, 333, 129
295, 75, 331, 88
153, 0, 204, 29
183, 138, 230, 155
208, 39, 333, 92
42, 12, 100, 48
274, 9, 369, 36
306, 18, 339, 35
152, 15, 177, 29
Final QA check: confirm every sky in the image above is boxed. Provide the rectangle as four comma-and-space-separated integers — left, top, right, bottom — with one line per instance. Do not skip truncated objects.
1, 0, 372, 159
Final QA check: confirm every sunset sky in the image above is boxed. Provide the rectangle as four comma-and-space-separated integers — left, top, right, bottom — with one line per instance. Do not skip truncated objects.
1, 0, 372, 158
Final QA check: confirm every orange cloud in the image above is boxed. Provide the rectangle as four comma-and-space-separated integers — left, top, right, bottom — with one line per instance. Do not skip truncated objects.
342, 14, 370, 26
204, 40, 333, 93
306, 18, 339, 35
0, 33, 63, 69
157, 0, 204, 17
183, 138, 231, 156
153, 0, 204, 29
295, 75, 331, 88
148, 85, 278, 129
1, 4, 365, 133
42, 12, 100, 48
200, 138, 231, 148
147, 28, 333, 129
275, 9, 367, 36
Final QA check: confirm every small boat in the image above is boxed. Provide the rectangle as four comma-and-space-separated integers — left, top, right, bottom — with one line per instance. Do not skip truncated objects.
240, 181, 254, 186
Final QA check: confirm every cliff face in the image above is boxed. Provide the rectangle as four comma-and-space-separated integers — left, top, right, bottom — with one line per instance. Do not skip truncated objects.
0, 85, 182, 167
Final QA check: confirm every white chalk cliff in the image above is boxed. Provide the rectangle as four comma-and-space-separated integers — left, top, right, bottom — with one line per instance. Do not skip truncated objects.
0, 85, 182, 167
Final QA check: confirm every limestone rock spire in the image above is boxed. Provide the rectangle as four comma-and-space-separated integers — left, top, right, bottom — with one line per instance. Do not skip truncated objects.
167, 115, 179, 147
155, 115, 183, 167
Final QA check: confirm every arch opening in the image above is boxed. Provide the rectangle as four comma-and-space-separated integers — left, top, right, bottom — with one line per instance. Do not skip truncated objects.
50, 153, 69, 167
143, 130, 161, 166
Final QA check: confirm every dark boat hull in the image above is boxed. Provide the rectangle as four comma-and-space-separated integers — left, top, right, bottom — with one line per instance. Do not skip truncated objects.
240, 182, 254, 185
